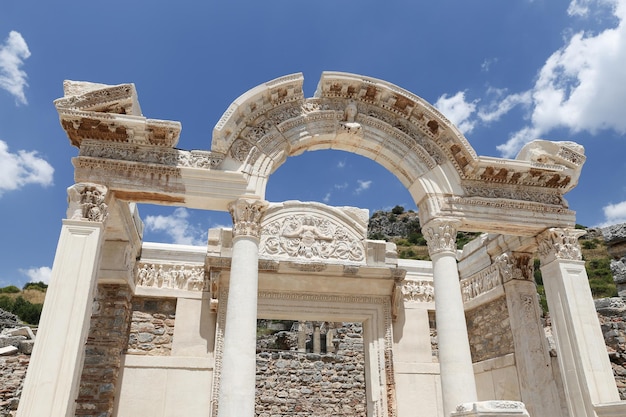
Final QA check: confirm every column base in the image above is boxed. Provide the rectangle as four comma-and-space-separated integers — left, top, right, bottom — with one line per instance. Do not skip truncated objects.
451, 401, 529, 417
595, 401, 626, 417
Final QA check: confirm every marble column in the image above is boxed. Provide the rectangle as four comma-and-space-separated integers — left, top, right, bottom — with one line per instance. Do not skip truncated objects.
17, 183, 109, 417
538, 228, 623, 417
313, 322, 321, 354
218, 197, 268, 417
297, 321, 307, 353
423, 219, 478, 417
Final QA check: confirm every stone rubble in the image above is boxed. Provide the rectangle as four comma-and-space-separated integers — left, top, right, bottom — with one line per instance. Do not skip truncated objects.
0, 312, 36, 417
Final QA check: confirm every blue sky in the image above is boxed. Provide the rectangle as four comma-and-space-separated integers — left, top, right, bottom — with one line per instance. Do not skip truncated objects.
1, 0, 625, 287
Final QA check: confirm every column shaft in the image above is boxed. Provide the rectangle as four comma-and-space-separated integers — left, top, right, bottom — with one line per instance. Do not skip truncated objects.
432, 251, 478, 416
218, 197, 267, 417
218, 236, 261, 417
17, 220, 104, 417
424, 219, 477, 417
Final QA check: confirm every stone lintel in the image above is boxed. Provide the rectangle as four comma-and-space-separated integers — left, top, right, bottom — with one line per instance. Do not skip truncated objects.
72, 156, 251, 211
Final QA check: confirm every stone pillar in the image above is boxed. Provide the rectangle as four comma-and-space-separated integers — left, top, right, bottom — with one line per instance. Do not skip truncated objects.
297, 321, 307, 353
537, 228, 622, 417
496, 252, 565, 417
423, 219, 477, 416
326, 324, 335, 354
217, 197, 268, 417
313, 322, 321, 354
17, 183, 109, 417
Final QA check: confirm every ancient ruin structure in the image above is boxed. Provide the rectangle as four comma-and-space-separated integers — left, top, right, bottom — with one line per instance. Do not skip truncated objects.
15, 73, 626, 417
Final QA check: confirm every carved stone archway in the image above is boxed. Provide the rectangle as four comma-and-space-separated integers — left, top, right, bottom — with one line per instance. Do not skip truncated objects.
15, 72, 625, 417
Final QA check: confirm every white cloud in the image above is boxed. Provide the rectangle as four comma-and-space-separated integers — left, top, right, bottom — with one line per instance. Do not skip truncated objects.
337, 160, 346, 168
481, 57, 498, 72
0, 31, 31, 105
334, 182, 348, 190
497, 0, 626, 157
478, 91, 532, 123
0, 140, 54, 196
435, 91, 478, 134
568, 0, 592, 17
20, 266, 52, 285
323, 192, 331, 203
598, 200, 626, 227
144, 208, 207, 245
354, 180, 372, 194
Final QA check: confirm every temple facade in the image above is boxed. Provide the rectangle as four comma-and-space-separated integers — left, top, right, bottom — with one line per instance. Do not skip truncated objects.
15, 72, 626, 417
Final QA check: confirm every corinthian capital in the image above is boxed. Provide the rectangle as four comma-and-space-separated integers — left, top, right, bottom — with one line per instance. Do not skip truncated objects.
66, 183, 109, 222
228, 198, 269, 239
537, 227, 586, 264
423, 219, 461, 256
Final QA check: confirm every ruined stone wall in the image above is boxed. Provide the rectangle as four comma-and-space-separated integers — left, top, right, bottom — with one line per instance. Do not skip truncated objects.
75, 284, 132, 417
466, 297, 514, 363
255, 322, 366, 417
127, 297, 176, 356
0, 354, 29, 416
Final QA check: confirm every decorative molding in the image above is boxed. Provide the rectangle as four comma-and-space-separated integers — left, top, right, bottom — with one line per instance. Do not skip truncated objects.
260, 213, 365, 263
445, 196, 575, 215
537, 228, 585, 264
135, 262, 205, 291
80, 141, 224, 169
462, 182, 564, 205
228, 198, 269, 239
66, 183, 108, 222
423, 219, 460, 255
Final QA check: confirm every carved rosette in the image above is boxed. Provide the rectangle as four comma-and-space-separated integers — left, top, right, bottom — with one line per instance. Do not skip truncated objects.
259, 214, 365, 263
66, 183, 109, 222
228, 198, 269, 239
537, 227, 586, 264
495, 252, 534, 282
423, 219, 460, 256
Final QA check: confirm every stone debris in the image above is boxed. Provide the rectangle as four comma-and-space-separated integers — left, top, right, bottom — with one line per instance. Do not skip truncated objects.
0, 311, 36, 417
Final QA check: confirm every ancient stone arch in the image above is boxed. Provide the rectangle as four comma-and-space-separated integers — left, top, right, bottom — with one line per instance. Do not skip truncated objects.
15, 73, 626, 417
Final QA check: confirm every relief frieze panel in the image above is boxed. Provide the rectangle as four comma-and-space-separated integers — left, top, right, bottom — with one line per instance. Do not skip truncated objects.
260, 214, 365, 263
401, 280, 435, 303
135, 262, 206, 291
460, 264, 502, 302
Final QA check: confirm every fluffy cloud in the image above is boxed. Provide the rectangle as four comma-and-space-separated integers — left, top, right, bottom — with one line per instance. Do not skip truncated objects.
0, 31, 31, 105
434, 91, 478, 134
20, 266, 52, 285
496, 0, 626, 157
598, 201, 626, 227
354, 180, 372, 194
0, 140, 54, 196
144, 207, 207, 246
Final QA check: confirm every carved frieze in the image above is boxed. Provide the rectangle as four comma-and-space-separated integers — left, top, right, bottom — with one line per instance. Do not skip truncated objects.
135, 262, 205, 291
460, 264, 501, 302
228, 198, 269, 239
66, 183, 108, 222
462, 182, 564, 205
537, 227, 586, 264
260, 213, 365, 263
79, 140, 225, 169
401, 280, 435, 303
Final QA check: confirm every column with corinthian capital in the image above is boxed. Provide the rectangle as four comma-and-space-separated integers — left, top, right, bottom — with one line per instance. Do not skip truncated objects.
538, 228, 624, 417
218, 197, 268, 417
423, 219, 478, 417
17, 183, 109, 417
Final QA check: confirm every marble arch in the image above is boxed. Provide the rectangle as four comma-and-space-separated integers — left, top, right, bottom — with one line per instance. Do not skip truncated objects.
15, 73, 626, 417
